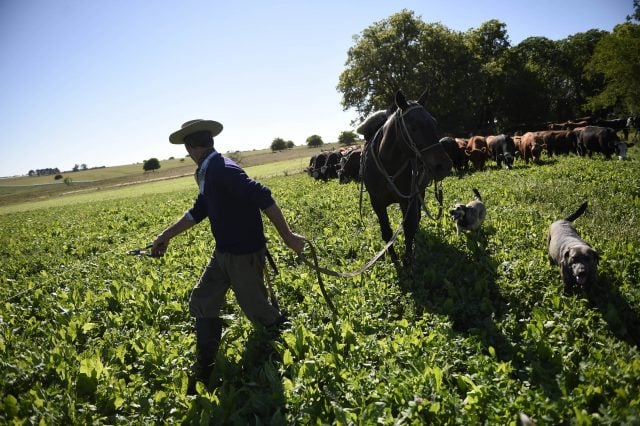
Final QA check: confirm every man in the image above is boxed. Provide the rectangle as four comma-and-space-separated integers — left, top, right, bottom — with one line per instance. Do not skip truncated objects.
152, 119, 305, 394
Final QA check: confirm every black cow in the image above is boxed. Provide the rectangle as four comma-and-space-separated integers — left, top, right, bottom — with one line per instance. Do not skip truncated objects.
309, 151, 329, 180
486, 134, 516, 169
319, 150, 341, 181
596, 118, 629, 140
305, 154, 317, 176
578, 126, 619, 159
337, 147, 362, 184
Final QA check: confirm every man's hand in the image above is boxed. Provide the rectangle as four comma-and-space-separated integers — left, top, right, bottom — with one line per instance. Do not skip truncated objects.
150, 213, 196, 257
152, 234, 170, 257
283, 232, 305, 255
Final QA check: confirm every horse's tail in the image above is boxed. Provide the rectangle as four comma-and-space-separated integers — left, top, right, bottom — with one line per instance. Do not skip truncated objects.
472, 188, 482, 201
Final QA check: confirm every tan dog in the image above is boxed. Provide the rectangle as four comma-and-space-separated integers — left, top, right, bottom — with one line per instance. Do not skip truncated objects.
547, 201, 599, 293
450, 188, 486, 235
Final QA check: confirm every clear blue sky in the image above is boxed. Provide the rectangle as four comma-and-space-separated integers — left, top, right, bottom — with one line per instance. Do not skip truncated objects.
0, 0, 633, 177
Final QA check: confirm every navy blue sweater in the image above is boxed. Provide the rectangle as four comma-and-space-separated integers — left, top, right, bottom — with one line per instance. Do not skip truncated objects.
187, 152, 275, 254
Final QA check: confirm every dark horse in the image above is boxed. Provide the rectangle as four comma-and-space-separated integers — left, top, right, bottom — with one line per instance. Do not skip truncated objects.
360, 90, 453, 265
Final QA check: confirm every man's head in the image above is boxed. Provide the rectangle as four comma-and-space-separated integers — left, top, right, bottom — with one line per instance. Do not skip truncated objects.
170, 119, 222, 162
170, 119, 222, 146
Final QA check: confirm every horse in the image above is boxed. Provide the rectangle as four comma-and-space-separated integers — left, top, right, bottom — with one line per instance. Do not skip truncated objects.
360, 90, 453, 266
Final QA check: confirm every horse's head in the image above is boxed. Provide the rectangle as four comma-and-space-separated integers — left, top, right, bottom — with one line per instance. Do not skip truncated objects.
384, 90, 452, 182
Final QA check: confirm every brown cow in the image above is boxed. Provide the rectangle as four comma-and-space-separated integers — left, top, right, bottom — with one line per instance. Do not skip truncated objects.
439, 137, 468, 174
538, 130, 578, 157
465, 136, 489, 170
519, 132, 545, 163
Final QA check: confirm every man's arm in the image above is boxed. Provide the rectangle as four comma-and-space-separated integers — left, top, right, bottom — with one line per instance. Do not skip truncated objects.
151, 213, 197, 256
263, 203, 305, 254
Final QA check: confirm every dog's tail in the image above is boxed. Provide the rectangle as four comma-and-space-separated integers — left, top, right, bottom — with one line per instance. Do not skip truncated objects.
472, 188, 482, 201
564, 201, 588, 222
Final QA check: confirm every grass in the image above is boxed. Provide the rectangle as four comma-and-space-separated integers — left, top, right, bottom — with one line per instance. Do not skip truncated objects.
1, 146, 638, 424
0, 144, 338, 213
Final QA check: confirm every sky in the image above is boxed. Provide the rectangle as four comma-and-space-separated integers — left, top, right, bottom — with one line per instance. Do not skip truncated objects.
0, 0, 634, 177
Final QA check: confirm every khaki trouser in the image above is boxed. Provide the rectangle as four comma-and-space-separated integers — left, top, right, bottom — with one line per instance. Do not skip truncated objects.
188, 247, 280, 326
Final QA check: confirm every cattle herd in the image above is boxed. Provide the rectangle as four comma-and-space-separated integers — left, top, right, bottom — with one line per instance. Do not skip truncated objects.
305, 115, 637, 182
305, 144, 363, 183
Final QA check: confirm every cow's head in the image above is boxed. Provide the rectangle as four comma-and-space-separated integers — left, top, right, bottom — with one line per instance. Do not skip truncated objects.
616, 141, 635, 160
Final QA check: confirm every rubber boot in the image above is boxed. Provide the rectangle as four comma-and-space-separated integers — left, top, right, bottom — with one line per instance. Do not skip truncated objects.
187, 317, 223, 395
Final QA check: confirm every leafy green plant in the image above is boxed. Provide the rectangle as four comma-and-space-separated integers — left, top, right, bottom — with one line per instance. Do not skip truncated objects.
1, 152, 639, 423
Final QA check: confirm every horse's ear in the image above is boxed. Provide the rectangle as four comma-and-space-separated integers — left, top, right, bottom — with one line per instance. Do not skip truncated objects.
395, 90, 408, 110
417, 89, 428, 107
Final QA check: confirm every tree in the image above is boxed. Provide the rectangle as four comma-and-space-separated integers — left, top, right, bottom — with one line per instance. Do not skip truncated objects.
338, 131, 359, 145
628, 0, 640, 22
72, 164, 79, 172
337, 10, 483, 134
464, 20, 512, 132
143, 158, 161, 172
512, 36, 570, 122
270, 137, 287, 152
585, 22, 640, 115
306, 135, 323, 147
338, 10, 426, 118
558, 30, 608, 117
286, 140, 295, 149
81, 164, 87, 170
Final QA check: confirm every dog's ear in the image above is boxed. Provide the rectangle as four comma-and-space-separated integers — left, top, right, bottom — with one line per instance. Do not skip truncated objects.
561, 250, 570, 265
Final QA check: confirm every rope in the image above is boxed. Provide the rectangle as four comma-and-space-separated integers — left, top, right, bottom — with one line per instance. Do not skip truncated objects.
297, 203, 408, 316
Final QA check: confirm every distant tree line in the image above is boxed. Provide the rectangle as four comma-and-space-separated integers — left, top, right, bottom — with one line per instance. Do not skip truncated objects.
269, 131, 362, 151
337, 6, 640, 135
28, 168, 60, 177
270, 138, 295, 151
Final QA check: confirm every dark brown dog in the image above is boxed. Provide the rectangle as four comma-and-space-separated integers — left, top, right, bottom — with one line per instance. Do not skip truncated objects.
547, 201, 599, 293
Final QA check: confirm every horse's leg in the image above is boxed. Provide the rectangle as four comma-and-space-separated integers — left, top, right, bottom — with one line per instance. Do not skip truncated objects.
371, 201, 399, 265
401, 199, 420, 266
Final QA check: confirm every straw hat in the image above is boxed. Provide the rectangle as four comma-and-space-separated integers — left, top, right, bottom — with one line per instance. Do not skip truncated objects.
169, 119, 223, 144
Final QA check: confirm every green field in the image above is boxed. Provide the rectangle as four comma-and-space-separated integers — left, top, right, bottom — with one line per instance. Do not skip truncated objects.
1, 150, 639, 424
0, 156, 312, 215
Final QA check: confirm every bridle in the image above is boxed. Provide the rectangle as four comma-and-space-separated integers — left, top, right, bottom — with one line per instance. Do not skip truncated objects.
363, 104, 444, 220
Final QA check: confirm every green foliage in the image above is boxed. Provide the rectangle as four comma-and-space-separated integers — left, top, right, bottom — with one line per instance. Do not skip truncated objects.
270, 138, 287, 152
1, 151, 639, 423
306, 134, 323, 147
338, 131, 359, 146
585, 22, 640, 115
338, 11, 625, 132
143, 158, 161, 172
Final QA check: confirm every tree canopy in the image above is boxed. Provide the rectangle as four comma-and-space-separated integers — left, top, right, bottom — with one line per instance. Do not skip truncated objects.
143, 158, 161, 172
585, 22, 640, 115
338, 8, 639, 134
306, 135, 323, 147
271, 137, 287, 152
338, 131, 359, 145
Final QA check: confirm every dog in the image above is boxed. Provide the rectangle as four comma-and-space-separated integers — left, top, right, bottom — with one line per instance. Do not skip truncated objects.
547, 201, 599, 293
450, 188, 486, 235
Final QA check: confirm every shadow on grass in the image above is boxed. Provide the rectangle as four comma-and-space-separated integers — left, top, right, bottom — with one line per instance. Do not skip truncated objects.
199, 327, 286, 424
586, 276, 640, 348
400, 226, 565, 399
